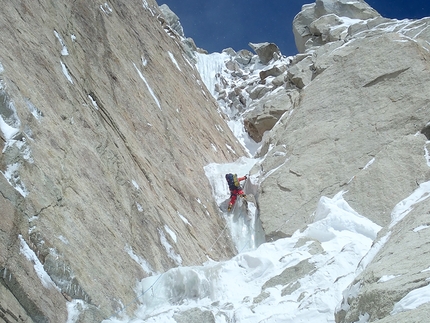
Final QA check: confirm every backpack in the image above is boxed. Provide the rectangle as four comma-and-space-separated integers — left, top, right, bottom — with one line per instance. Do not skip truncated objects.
226, 173, 240, 190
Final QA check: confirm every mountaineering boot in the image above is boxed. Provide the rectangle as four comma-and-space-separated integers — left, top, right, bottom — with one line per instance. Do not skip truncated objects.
227, 203, 233, 212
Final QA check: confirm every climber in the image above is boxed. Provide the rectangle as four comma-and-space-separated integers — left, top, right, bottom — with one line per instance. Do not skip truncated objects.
225, 173, 247, 211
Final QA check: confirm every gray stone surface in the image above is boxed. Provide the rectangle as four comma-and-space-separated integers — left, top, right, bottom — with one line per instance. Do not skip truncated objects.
0, 0, 244, 320
336, 199, 430, 322
256, 31, 430, 239
244, 89, 299, 143
173, 308, 216, 323
249, 42, 281, 65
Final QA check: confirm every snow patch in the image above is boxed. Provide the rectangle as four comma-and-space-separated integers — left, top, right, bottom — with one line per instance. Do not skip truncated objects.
133, 63, 161, 110
54, 30, 69, 56
177, 211, 191, 226
19, 235, 59, 290
168, 51, 181, 71
125, 244, 156, 275
66, 300, 88, 323
0, 114, 19, 141
363, 157, 375, 170
25, 98, 43, 121
413, 224, 429, 232
391, 284, 430, 314
88, 94, 99, 110
136, 202, 143, 212
158, 228, 182, 265
61, 61, 74, 84
164, 225, 177, 243
378, 275, 400, 283
131, 180, 140, 190
1, 163, 29, 197
100, 2, 113, 15
390, 180, 430, 228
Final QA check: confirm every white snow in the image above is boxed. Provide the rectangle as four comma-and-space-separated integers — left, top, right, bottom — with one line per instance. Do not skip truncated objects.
103, 187, 381, 323
141, 0, 155, 16
136, 202, 143, 212
195, 52, 228, 97
58, 235, 69, 244
100, 3, 113, 15
389, 180, 430, 228
425, 142, 430, 166
0, 114, 19, 141
125, 244, 156, 276
95, 21, 430, 321
61, 60, 74, 84
164, 225, 177, 243
158, 228, 182, 265
54, 30, 69, 56
88, 94, 99, 110
25, 98, 43, 121
167, 51, 181, 71
131, 180, 140, 190
67, 300, 88, 323
133, 63, 161, 110
19, 235, 59, 290
1, 162, 29, 197
378, 275, 400, 283
391, 284, 430, 314
363, 157, 375, 170
177, 211, 191, 226
413, 224, 429, 232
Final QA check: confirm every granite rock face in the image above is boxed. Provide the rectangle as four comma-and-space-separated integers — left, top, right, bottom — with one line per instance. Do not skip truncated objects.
0, 0, 244, 321
335, 198, 430, 322
256, 31, 430, 240
248, 1, 430, 322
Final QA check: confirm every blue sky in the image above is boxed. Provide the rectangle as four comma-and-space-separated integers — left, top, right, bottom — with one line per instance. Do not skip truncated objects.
159, 0, 430, 56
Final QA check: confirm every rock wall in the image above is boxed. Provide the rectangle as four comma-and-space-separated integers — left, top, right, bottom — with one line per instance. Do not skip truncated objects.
251, 0, 430, 237
0, 0, 245, 321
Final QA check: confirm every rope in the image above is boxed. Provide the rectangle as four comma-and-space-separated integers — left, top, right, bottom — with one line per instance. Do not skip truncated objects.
208, 223, 230, 252
104, 176, 253, 320
104, 272, 164, 321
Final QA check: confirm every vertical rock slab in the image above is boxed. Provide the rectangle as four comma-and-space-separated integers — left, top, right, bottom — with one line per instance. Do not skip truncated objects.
0, 0, 245, 320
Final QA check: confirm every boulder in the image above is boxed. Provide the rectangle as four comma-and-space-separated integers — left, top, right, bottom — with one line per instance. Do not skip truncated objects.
314, 0, 380, 19
293, 0, 380, 52
244, 89, 299, 143
235, 49, 254, 65
247, 84, 272, 101
309, 14, 349, 42
174, 308, 216, 323
287, 55, 314, 89
259, 64, 288, 81
249, 42, 281, 64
